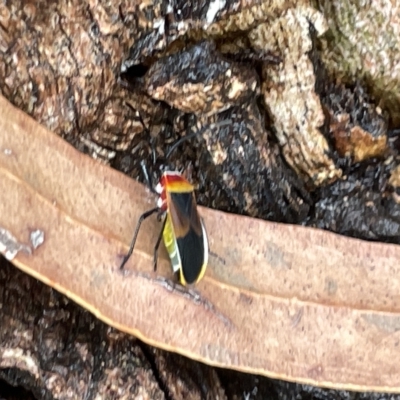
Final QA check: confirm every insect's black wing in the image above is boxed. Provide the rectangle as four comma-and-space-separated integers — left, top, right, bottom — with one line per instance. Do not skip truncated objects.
169, 192, 207, 285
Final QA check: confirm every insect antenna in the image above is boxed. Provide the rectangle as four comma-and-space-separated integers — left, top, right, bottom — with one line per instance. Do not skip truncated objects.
164, 119, 232, 160
139, 160, 158, 194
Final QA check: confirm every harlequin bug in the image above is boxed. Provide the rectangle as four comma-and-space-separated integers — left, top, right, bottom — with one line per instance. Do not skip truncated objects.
120, 120, 230, 285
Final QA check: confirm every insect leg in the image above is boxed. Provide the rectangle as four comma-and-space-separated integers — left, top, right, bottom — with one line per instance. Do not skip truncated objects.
120, 207, 159, 270
153, 214, 167, 272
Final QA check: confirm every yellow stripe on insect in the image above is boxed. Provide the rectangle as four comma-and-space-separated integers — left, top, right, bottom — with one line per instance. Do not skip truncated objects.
162, 214, 182, 274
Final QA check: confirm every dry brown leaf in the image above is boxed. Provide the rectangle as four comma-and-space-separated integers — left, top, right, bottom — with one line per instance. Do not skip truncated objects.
1, 94, 400, 392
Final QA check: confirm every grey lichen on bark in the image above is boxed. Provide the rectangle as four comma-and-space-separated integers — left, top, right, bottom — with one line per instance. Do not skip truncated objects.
316, 0, 400, 125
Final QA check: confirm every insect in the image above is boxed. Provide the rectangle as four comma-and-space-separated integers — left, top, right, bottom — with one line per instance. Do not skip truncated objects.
119, 120, 231, 284
119, 65, 230, 284
120, 168, 208, 285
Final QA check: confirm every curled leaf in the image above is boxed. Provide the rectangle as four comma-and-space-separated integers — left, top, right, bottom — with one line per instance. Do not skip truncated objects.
1, 95, 400, 392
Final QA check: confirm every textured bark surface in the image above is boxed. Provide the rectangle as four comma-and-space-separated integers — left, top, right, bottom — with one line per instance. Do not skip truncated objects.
317, 0, 400, 126
251, 6, 341, 186
0, 0, 340, 188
